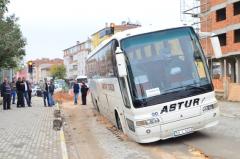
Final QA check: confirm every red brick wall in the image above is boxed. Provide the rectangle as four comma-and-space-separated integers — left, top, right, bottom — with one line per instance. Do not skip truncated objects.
210, 0, 226, 6
200, 0, 240, 57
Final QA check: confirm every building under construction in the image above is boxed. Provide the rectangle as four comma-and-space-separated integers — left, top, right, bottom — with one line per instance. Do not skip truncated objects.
181, 0, 240, 101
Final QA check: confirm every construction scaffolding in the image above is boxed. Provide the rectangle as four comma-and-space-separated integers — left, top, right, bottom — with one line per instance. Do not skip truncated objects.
180, 0, 214, 70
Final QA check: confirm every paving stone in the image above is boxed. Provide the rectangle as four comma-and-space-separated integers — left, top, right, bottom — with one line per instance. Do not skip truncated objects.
0, 97, 62, 159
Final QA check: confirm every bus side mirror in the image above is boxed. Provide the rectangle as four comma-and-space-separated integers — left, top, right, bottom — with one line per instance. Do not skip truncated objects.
210, 36, 222, 58
116, 53, 127, 77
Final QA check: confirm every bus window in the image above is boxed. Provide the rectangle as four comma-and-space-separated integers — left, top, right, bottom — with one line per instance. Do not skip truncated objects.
144, 45, 152, 58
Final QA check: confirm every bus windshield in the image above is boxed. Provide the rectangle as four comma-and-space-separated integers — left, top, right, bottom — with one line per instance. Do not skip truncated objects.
121, 27, 212, 108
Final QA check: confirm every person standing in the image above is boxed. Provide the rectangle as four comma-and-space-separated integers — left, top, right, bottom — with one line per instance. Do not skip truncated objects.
1, 78, 12, 110
22, 77, 31, 107
41, 78, 50, 107
10, 77, 17, 104
80, 82, 89, 105
49, 79, 55, 106
16, 77, 25, 107
27, 81, 32, 105
73, 80, 80, 105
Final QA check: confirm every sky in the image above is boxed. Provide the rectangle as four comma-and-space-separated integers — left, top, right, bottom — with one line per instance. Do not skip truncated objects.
8, 0, 182, 61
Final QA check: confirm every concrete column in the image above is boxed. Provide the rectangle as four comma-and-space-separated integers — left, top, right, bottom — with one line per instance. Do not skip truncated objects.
230, 61, 235, 83
223, 59, 228, 99
236, 57, 240, 83
220, 59, 224, 78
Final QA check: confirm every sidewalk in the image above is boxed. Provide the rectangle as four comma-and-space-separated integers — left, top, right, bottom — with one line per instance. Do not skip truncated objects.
218, 100, 240, 118
0, 97, 62, 159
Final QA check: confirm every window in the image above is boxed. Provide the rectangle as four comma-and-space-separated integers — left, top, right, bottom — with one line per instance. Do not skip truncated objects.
218, 33, 227, 46
86, 41, 115, 78
234, 29, 240, 43
234, 1, 240, 15
216, 8, 226, 22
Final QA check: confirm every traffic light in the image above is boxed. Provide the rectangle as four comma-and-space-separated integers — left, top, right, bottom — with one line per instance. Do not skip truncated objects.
28, 61, 33, 73
110, 23, 115, 35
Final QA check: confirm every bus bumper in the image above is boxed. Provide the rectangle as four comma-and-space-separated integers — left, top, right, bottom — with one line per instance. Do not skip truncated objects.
130, 108, 219, 143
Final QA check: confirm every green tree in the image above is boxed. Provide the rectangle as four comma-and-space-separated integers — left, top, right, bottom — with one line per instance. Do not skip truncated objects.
0, 0, 26, 68
0, 0, 9, 18
50, 64, 66, 80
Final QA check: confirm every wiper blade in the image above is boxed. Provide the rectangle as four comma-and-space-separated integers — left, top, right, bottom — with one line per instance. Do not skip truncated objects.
185, 84, 206, 91
164, 86, 186, 93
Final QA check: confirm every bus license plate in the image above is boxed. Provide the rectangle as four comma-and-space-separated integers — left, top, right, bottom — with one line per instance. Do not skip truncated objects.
174, 127, 193, 137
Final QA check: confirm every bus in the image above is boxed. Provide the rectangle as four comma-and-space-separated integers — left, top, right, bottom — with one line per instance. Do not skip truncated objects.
86, 25, 220, 143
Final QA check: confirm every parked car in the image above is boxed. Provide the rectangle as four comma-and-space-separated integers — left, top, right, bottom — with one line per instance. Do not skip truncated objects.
32, 85, 42, 97
54, 84, 63, 92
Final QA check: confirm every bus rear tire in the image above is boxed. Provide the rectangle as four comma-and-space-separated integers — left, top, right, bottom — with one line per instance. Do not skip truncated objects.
115, 111, 123, 131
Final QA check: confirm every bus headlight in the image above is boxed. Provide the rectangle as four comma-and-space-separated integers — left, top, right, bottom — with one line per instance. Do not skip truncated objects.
202, 103, 218, 112
136, 118, 160, 127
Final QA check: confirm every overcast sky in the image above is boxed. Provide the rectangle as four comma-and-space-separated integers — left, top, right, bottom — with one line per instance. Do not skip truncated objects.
8, 0, 182, 61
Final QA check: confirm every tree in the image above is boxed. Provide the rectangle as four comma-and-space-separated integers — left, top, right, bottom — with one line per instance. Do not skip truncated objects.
0, 0, 9, 18
0, 0, 26, 68
50, 64, 66, 80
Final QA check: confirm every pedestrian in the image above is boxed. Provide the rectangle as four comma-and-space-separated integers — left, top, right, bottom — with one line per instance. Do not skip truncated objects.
27, 81, 32, 105
80, 82, 89, 105
1, 78, 12, 110
22, 77, 31, 107
73, 80, 80, 105
40, 78, 50, 107
10, 77, 17, 104
16, 77, 25, 107
49, 79, 55, 106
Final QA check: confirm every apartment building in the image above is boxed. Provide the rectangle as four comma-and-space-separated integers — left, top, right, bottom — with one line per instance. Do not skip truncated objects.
91, 22, 141, 49
200, 0, 240, 79
199, 0, 240, 100
63, 40, 91, 79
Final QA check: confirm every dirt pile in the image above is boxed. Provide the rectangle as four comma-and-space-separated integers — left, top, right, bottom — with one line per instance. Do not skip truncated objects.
54, 91, 73, 103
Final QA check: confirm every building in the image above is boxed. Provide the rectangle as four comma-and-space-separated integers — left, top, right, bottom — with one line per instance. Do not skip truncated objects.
181, 0, 240, 100
30, 58, 63, 83
0, 69, 14, 83
91, 22, 141, 49
63, 22, 140, 80
63, 40, 91, 80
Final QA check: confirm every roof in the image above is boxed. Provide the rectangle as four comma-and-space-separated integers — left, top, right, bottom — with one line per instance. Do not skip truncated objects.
87, 24, 186, 59
63, 41, 87, 52
91, 24, 140, 36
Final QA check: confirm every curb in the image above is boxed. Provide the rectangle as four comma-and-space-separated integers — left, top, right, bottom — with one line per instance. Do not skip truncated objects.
55, 103, 69, 159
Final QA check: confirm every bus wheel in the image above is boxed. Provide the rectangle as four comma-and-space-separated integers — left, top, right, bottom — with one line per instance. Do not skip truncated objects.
95, 100, 100, 112
115, 112, 123, 131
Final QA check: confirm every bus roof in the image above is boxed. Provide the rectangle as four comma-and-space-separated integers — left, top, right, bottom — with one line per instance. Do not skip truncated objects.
87, 24, 188, 60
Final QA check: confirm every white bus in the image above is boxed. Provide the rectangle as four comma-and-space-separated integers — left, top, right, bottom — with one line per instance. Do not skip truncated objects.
86, 26, 220, 143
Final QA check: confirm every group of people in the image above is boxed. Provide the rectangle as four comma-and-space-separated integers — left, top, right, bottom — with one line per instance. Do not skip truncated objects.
1, 76, 89, 110
73, 80, 89, 105
1, 77, 32, 110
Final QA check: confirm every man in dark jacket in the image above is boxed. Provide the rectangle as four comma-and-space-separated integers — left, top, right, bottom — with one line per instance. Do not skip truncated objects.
41, 78, 50, 107
81, 82, 89, 105
49, 79, 55, 106
1, 78, 12, 110
16, 77, 25, 107
73, 80, 80, 105
27, 81, 32, 105
10, 77, 17, 104
22, 77, 31, 107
